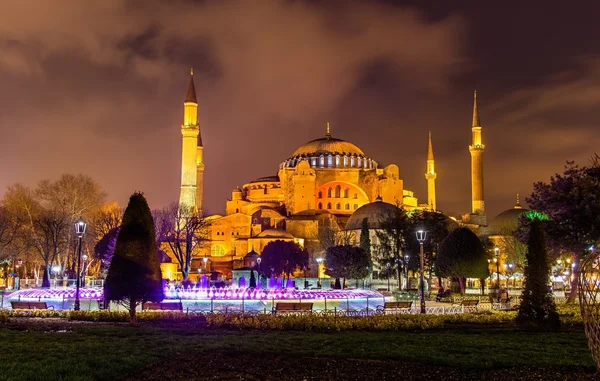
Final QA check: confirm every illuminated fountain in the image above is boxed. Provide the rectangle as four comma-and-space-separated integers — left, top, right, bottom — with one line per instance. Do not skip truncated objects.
4, 285, 385, 312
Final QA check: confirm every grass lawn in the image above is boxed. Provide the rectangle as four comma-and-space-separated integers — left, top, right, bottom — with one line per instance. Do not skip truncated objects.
0, 321, 594, 380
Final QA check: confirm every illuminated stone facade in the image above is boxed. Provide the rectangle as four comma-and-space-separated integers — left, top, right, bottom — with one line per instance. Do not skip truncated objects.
176, 73, 487, 277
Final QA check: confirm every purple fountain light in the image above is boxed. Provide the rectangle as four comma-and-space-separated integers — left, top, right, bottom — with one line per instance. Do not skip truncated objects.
7, 286, 383, 301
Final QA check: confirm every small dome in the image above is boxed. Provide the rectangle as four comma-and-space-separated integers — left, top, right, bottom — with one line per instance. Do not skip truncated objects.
256, 229, 294, 239
244, 250, 259, 259
345, 199, 401, 230
489, 206, 529, 235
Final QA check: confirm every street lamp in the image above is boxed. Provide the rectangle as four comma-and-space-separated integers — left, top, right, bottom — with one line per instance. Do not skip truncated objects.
316, 257, 323, 288
404, 254, 409, 291
203, 256, 208, 271
74, 217, 87, 311
386, 262, 391, 291
494, 247, 500, 293
82, 254, 88, 287
416, 230, 427, 314
257, 256, 262, 275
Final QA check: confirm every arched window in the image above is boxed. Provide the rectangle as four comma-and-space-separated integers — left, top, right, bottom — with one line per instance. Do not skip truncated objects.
336, 203, 341, 210
357, 157, 362, 168
327, 202, 332, 209
311, 157, 317, 167
319, 155, 325, 167
345, 203, 350, 210
353, 204, 358, 210
216, 232, 220, 236
335, 185, 341, 198
235, 208, 239, 213
318, 191, 323, 199
318, 202, 323, 209
350, 156, 355, 167
344, 189, 349, 198
353, 193, 358, 199
327, 188, 332, 198
327, 155, 333, 167
343, 155, 348, 167
335, 155, 340, 167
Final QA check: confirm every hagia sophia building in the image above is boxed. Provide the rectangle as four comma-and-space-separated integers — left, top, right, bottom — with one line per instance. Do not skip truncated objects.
163, 71, 520, 280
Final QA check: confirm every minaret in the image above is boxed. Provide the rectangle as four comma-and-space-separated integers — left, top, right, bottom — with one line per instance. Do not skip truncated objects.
469, 90, 485, 215
179, 69, 201, 213
425, 131, 437, 211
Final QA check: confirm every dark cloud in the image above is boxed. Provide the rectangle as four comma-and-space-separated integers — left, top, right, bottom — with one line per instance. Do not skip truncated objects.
0, 1, 598, 221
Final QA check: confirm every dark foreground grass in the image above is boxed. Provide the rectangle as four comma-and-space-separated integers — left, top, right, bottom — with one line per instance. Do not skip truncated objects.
0, 321, 594, 381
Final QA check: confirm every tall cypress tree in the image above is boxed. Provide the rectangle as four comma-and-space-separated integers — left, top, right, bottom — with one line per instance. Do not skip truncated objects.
516, 215, 560, 329
360, 218, 371, 255
104, 192, 163, 324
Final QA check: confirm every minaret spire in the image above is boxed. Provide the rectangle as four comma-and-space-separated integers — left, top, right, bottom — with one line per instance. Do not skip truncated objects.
185, 68, 197, 104
472, 90, 480, 127
425, 131, 437, 211
179, 70, 203, 214
427, 131, 434, 160
326, 122, 331, 138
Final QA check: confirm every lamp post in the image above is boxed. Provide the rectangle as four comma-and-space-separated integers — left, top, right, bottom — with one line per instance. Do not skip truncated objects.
386, 262, 391, 291
316, 257, 323, 288
416, 230, 427, 314
82, 254, 88, 287
74, 217, 87, 311
404, 254, 409, 290
494, 247, 500, 293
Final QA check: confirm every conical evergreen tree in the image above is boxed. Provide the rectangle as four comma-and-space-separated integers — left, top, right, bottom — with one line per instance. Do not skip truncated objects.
516, 216, 560, 329
104, 192, 163, 323
249, 269, 257, 288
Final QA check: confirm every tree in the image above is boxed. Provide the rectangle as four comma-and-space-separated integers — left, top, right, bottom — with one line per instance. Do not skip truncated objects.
360, 218, 371, 256
89, 202, 123, 240
249, 269, 257, 288
155, 202, 209, 282
104, 192, 163, 324
94, 227, 119, 276
526, 158, 600, 303
373, 208, 411, 288
436, 227, 489, 294
259, 240, 308, 285
407, 210, 456, 287
324, 245, 370, 288
516, 216, 560, 329
31, 210, 70, 287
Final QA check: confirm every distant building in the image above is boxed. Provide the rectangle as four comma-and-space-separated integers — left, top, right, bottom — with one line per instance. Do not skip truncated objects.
170, 72, 488, 278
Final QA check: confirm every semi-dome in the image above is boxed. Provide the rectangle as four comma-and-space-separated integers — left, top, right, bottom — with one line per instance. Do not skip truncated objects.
256, 229, 294, 239
345, 198, 401, 230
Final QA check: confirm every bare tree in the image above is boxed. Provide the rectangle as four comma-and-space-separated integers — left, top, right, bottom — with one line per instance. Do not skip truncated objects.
31, 209, 70, 287
36, 174, 106, 272
89, 201, 122, 240
155, 203, 209, 282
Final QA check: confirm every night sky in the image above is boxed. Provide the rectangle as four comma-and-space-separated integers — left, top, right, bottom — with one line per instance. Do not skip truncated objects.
1, 1, 599, 219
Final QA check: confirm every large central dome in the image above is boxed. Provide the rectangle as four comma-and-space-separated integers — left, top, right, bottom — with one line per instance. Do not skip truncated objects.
292, 136, 365, 157
281, 126, 377, 170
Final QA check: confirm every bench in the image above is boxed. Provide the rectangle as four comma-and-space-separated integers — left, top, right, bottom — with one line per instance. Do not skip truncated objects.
272, 302, 313, 314
11, 301, 52, 310
142, 302, 183, 311
459, 299, 479, 312
377, 301, 413, 314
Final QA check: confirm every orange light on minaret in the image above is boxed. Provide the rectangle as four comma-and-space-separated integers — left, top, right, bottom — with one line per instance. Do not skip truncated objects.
469, 90, 485, 214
